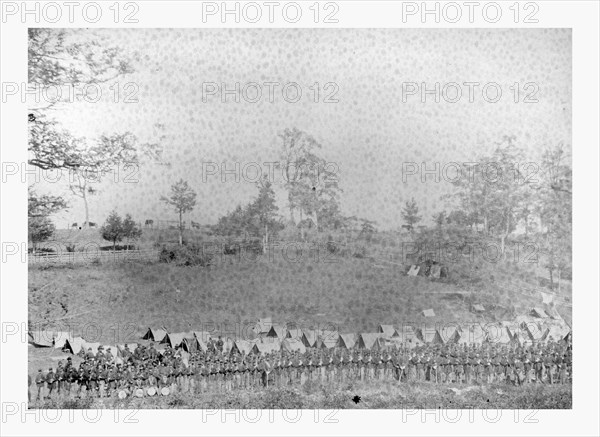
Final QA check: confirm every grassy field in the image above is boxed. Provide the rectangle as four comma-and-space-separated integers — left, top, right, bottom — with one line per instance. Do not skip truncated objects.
29, 236, 572, 409
30, 380, 572, 410
29, 249, 570, 343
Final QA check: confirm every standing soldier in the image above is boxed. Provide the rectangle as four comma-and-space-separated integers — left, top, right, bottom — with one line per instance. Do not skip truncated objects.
45, 367, 56, 399
55, 361, 65, 398
534, 354, 544, 384
514, 357, 524, 386
523, 355, 533, 384
438, 354, 447, 384
545, 352, 556, 384
35, 369, 45, 401
97, 364, 108, 397
108, 364, 119, 395
216, 336, 224, 354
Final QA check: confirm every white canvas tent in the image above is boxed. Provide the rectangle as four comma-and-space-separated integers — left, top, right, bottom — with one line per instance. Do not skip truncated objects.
253, 318, 273, 335
193, 331, 212, 344
543, 322, 571, 342
377, 325, 399, 338
161, 332, 194, 348
64, 337, 86, 354
416, 327, 444, 344
142, 327, 168, 342
438, 325, 460, 343
82, 342, 102, 355
356, 333, 384, 350
337, 333, 357, 349
281, 338, 306, 353
422, 309, 436, 318
531, 307, 549, 319
28, 331, 54, 348
266, 324, 287, 339
231, 339, 256, 356
301, 331, 318, 348
253, 339, 281, 355
52, 331, 73, 349
286, 328, 303, 341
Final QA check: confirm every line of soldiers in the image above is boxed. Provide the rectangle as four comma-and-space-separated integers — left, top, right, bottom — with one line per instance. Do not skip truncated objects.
32, 338, 572, 401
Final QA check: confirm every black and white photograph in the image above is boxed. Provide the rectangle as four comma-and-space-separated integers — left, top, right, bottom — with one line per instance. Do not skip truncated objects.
1, 1, 599, 436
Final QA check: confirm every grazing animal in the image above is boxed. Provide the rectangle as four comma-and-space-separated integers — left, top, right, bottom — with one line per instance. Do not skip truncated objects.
191, 221, 201, 230
86, 222, 97, 228
145, 219, 154, 228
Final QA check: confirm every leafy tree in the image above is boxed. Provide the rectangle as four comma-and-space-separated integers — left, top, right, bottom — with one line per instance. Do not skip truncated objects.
450, 136, 530, 255
28, 187, 68, 217
401, 198, 422, 233
161, 179, 197, 245
251, 176, 281, 251
28, 28, 135, 110
66, 132, 162, 226
100, 211, 125, 250
359, 219, 377, 241
214, 177, 283, 249
28, 188, 67, 253
28, 28, 165, 226
279, 128, 342, 231
433, 211, 447, 229
28, 216, 55, 253
123, 213, 142, 248
535, 144, 572, 290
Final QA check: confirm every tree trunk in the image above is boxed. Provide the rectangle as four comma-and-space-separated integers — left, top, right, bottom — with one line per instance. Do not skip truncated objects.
557, 267, 561, 293
263, 223, 268, 254
178, 210, 183, 245
83, 189, 89, 227
113, 239, 116, 251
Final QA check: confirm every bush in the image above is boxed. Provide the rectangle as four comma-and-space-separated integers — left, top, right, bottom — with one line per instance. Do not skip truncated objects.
159, 244, 213, 267
352, 245, 367, 258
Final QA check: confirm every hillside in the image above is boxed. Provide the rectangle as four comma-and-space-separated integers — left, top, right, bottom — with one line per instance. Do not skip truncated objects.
28, 249, 571, 344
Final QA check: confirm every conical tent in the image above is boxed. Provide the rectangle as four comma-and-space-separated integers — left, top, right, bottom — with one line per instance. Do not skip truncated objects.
64, 337, 86, 354
253, 339, 281, 355
52, 331, 73, 349
357, 333, 384, 350
161, 332, 193, 348
231, 339, 256, 356
377, 325, 399, 338
193, 331, 212, 344
28, 331, 54, 347
417, 327, 444, 344
286, 328, 304, 341
438, 326, 460, 343
142, 327, 168, 342
301, 331, 318, 348
522, 323, 545, 342
253, 318, 273, 335
281, 338, 306, 353
337, 333, 357, 349
266, 324, 287, 339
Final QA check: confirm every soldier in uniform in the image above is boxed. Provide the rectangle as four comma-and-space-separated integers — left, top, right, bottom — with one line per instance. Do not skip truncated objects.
545, 353, 556, 384
35, 369, 45, 401
97, 364, 108, 397
45, 367, 56, 399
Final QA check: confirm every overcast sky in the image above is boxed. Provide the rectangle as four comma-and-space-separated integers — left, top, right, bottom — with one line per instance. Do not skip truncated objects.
33, 28, 571, 230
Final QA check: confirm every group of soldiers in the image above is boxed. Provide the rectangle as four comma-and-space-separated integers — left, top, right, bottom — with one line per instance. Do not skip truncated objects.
31, 337, 572, 401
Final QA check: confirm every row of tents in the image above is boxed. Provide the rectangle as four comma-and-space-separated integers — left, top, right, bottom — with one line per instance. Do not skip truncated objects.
29, 311, 571, 357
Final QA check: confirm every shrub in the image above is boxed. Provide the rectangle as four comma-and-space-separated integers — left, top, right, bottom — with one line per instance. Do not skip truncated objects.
352, 245, 367, 258
159, 244, 213, 267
